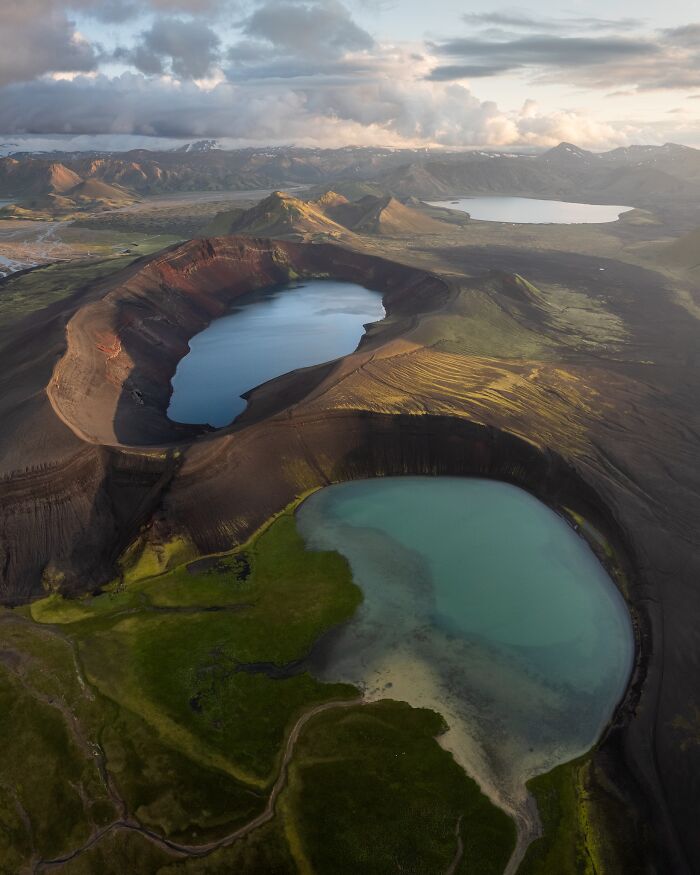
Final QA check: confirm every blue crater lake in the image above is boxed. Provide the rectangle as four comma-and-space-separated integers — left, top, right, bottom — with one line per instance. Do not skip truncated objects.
427, 196, 632, 224
297, 477, 634, 852
167, 280, 385, 428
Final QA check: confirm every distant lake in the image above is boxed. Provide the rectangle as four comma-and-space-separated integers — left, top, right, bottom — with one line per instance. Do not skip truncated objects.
298, 477, 634, 835
167, 280, 384, 428
428, 196, 632, 224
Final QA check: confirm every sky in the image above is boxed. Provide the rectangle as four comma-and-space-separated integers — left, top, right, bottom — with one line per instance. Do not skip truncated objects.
1, 0, 700, 152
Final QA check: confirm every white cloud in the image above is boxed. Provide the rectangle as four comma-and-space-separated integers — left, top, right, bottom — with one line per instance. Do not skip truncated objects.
0, 71, 658, 150
0, 0, 698, 149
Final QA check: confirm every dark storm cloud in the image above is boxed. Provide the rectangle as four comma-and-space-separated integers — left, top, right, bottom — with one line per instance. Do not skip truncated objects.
0, 0, 98, 87
116, 18, 221, 79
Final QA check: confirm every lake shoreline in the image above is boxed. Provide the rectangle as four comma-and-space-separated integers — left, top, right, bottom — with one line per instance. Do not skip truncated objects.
296, 476, 636, 867
427, 195, 633, 224
167, 279, 385, 428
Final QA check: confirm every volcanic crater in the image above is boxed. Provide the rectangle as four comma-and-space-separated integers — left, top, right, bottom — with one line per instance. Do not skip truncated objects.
1, 232, 699, 873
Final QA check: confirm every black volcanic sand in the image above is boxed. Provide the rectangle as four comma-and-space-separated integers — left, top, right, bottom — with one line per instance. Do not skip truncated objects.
0, 223, 698, 873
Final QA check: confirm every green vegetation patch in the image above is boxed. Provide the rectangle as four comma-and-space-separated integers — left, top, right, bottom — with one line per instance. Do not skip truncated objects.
5, 512, 524, 872
28, 513, 361, 840
519, 758, 594, 875
281, 699, 516, 874
0, 256, 136, 328
519, 755, 647, 875
57, 829, 174, 875
0, 230, 181, 331
99, 702, 265, 842
410, 279, 557, 360
0, 620, 118, 866
57, 821, 296, 875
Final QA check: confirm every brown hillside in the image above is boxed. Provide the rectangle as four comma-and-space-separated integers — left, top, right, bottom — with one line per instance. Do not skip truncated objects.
35, 162, 83, 195
68, 179, 136, 206
346, 195, 449, 235
205, 190, 449, 239
217, 191, 350, 238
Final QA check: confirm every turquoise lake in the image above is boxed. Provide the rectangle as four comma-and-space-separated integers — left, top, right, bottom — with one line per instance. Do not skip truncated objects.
297, 477, 634, 842
427, 196, 632, 224
167, 280, 384, 427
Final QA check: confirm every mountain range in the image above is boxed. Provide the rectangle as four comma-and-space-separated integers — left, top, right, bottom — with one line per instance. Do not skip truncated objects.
2, 142, 700, 214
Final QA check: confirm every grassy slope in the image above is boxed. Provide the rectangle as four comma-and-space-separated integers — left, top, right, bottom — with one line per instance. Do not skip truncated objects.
3, 510, 517, 872
281, 699, 515, 875
0, 257, 136, 328
519, 755, 646, 875
58, 822, 296, 875
0, 618, 119, 869
29, 515, 361, 838
0, 234, 177, 330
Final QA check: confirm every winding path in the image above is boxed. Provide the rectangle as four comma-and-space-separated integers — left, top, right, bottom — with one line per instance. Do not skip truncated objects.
34, 696, 364, 870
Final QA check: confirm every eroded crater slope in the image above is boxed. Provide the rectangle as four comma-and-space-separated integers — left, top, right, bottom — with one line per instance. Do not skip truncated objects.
0, 233, 699, 873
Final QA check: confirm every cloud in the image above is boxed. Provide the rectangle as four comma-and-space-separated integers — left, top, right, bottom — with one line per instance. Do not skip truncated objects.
0, 0, 98, 87
429, 34, 657, 78
427, 64, 521, 81
0, 73, 394, 145
0, 70, 650, 150
428, 24, 700, 91
225, 1, 377, 85
1, 0, 699, 151
239, 0, 374, 57
662, 23, 700, 45
69, 0, 231, 22
116, 18, 221, 79
461, 12, 644, 33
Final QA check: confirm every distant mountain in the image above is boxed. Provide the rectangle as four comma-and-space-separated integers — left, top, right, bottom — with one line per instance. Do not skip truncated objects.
600, 143, 700, 182
31, 162, 83, 195
0, 160, 138, 219
538, 142, 600, 169
204, 190, 452, 239
324, 193, 450, 235
305, 180, 387, 201
377, 164, 453, 199
378, 158, 569, 199
207, 191, 350, 238
0, 142, 22, 157
582, 165, 700, 203
2, 142, 700, 210
172, 139, 221, 154
0, 158, 82, 198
